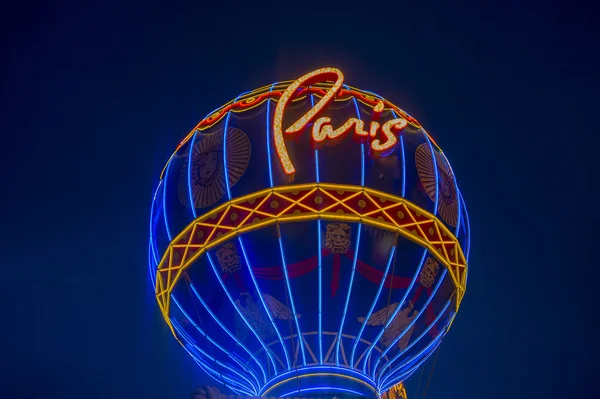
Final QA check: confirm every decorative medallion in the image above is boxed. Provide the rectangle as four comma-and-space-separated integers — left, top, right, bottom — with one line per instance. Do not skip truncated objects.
418, 257, 440, 289
415, 143, 459, 226
215, 243, 241, 274
178, 127, 251, 209
325, 222, 351, 254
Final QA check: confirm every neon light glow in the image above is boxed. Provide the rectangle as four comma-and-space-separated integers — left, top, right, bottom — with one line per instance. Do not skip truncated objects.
312, 92, 324, 364
162, 159, 173, 241
188, 131, 199, 219
280, 387, 365, 398
273, 68, 408, 178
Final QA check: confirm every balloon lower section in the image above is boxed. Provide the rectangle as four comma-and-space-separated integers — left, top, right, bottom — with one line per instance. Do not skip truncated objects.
260, 367, 378, 398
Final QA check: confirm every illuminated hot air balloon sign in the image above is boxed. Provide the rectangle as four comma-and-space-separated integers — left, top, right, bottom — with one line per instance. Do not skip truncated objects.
149, 68, 470, 399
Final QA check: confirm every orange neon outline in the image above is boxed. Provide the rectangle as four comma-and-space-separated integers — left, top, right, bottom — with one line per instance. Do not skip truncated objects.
272, 68, 411, 178
273, 68, 345, 177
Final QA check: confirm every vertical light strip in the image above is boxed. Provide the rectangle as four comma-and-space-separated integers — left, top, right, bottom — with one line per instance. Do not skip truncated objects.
421, 128, 439, 216
447, 158, 462, 236
362, 249, 428, 373
148, 243, 156, 290
347, 84, 365, 186
377, 298, 451, 378
262, 82, 294, 370
334, 85, 366, 366
460, 192, 471, 261
311, 92, 324, 364
172, 297, 259, 391
278, 236, 307, 367
335, 223, 362, 366
371, 269, 448, 378
188, 102, 229, 217
238, 237, 291, 369
205, 252, 279, 375
223, 91, 251, 199
390, 110, 407, 198
311, 93, 320, 183
162, 156, 174, 241
266, 83, 277, 187
460, 192, 471, 287
187, 130, 199, 219
350, 246, 396, 367
189, 283, 267, 383
149, 180, 162, 285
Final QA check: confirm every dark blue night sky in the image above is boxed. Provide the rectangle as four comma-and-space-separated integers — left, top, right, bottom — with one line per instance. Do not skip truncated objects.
2, 1, 597, 398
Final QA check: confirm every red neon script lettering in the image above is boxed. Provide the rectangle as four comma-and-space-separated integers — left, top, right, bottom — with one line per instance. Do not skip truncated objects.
273, 68, 407, 178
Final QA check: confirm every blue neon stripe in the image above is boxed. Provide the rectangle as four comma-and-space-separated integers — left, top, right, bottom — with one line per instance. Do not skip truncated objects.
147, 243, 156, 290
311, 93, 320, 183
258, 365, 376, 394
189, 350, 256, 395
310, 92, 324, 364
189, 283, 268, 383
205, 252, 278, 375
223, 91, 251, 200
266, 83, 278, 187
149, 181, 162, 266
350, 246, 396, 367
334, 84, 365, 366
162, 157, 174, 241
278, 236, 307, 367
362, 249, 429, 373
238, 237, 292, 370
335, 223, 362, 366
317, 218, 323, 364
460, 192, 471, 261
390, 110, 407, 198
187, 345, 256, 394
372, 269, 448, 378
280, 387, 365, 398
379, 332, 445, 390
263, 82, 295, 370
422, 128, 439, 216
187, 130, 199, 219
377, 298, 451, 376
346, 85, 365, 186
172, 297, 260, 390
172, 319, 258, 394
378, 328, 446, 390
